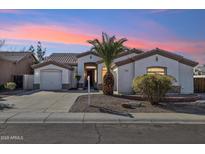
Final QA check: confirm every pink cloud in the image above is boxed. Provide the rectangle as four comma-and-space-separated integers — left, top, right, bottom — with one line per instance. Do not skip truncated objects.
0, 24, 97, 45
0, 22, 204, 63
126, 37, 205, 63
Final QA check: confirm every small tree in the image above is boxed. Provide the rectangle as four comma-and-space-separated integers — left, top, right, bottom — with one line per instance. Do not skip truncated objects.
0, 40, 5, 49
28, 41, 46, 62
36, 41, 46, 62
75, 75, 81, 89
28, 45, 35, 53
132, 74, 172, 105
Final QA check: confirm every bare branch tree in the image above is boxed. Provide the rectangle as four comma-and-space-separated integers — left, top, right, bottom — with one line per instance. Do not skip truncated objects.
0, 40, 5, 49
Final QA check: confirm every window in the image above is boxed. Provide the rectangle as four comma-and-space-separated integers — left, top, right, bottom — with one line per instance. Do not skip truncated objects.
102, 66, 107, 81
147, 67, 166, 75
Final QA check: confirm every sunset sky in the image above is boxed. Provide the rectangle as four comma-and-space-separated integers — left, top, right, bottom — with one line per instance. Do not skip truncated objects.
0, 9, 204, 63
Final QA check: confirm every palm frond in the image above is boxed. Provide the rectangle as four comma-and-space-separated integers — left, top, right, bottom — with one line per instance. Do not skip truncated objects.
87, 32, 127, 72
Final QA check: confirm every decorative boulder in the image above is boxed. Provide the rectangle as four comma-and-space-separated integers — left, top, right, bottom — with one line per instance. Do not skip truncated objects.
122, 102, 142, 109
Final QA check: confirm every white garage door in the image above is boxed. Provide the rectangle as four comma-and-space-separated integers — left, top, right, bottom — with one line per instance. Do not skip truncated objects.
40, 70, 62, 90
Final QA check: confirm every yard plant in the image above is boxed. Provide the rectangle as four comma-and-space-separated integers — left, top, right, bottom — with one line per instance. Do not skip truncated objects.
88, 32, 127, 95
132, 74, 172, 105
75, 75, 81, 89
4, 82, 16, 90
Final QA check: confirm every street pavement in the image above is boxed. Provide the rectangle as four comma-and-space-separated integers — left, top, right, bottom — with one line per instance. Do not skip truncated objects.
0, 123, 205, 143
1, 91, 205, 143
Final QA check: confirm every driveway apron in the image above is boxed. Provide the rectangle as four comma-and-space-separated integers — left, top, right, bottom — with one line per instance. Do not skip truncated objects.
0, 91, 84, 113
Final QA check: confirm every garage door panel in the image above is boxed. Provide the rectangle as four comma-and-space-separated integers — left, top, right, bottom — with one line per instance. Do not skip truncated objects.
40, 70, 62, 90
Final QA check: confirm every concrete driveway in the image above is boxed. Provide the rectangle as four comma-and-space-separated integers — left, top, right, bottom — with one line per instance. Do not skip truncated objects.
0, 91, 86, 113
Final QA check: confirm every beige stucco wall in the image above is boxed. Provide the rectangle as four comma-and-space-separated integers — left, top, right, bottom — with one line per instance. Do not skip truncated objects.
134, 54, 180, 83
179, 63, 194, 94
71, 66, 78, 88
116, 54, 194, 94
116, 63, 134, 94
77, 54, 101, 84
97, 53, 139, 85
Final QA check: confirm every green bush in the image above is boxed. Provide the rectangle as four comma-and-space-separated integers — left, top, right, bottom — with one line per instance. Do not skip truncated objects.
132, 74, 172, 105
75, 75, 81, 88
4, 82, 16, 90
75, 75, 81, 81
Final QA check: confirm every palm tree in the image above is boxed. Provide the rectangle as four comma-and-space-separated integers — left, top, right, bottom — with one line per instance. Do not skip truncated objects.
88, 33, 127, 95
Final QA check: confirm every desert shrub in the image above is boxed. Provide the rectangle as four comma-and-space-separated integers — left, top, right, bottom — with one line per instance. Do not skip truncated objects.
4, 82, 16, 90
132, 74, 172, 105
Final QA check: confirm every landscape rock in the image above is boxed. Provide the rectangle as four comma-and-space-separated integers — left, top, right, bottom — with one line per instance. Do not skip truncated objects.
122, 102, 142, 109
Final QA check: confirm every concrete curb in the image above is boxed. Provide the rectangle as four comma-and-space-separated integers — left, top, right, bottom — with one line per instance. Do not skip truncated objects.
1, 112, 205, 124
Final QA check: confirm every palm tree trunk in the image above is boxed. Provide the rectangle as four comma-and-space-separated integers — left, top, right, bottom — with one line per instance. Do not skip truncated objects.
102, 71, 114, 95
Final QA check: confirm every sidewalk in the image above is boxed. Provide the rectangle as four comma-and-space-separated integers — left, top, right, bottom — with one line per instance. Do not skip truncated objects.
1, 112, 205, 124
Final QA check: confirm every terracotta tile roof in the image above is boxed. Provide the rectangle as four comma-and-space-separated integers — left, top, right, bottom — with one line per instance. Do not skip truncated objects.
0, 51, 37, 62
76, 51, 100, 58
119, 48, 144, 56
45, 53, 79, 65
31, 60, 73, 70
113, 48, 198, 68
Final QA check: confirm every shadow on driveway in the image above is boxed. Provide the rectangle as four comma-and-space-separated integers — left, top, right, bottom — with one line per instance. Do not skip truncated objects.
0, 89, 39, 98
0, 97, 6, 101
15, 90, 41, 96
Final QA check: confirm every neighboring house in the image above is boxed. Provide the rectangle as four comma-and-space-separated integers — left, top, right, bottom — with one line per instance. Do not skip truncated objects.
193, 65, 205, 93
32, 48, 198, 94
194, 65, 205, 75
0, 52, 38, 88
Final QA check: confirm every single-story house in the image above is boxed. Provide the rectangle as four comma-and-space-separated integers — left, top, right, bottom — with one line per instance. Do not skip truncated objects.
194, 65, 205, 75
32, 48, 198, 94
0, 52, 38, 88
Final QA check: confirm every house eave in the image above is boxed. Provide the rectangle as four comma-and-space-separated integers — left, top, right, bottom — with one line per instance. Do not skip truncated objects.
76, 51, 100, 58
32, 60, 73, 70
114, 48, 198, 67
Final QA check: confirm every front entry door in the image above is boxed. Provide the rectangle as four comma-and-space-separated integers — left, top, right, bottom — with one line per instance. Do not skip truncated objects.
85, 69, 95, 87
84, 63, 97, 88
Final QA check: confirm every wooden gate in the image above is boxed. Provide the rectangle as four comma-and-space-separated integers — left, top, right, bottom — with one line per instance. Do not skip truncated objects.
194, 77, 205, 93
